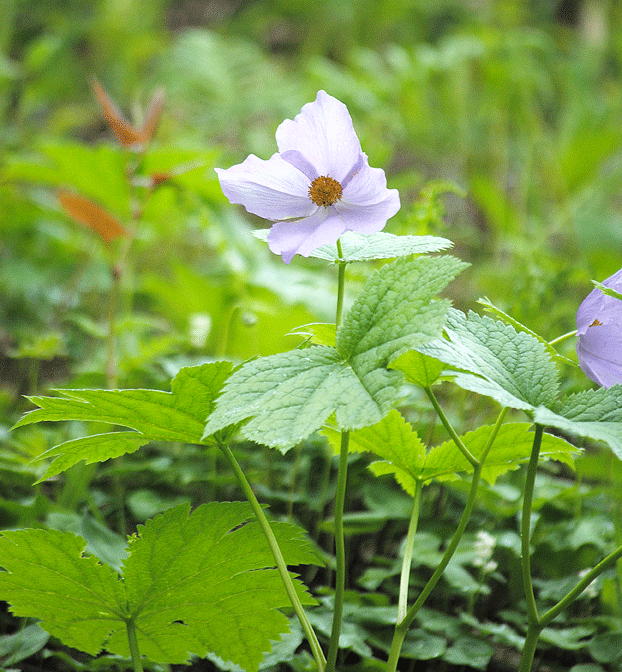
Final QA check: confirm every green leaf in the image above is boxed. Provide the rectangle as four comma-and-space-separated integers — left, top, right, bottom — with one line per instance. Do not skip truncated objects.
0, 623, 49, 666
289, 323, 337, 347
390, 350, 443, 387
34, 433, 149, 484
442, 637, 493, 668
252, 230, 452, 263
533, 386, 622, 460
14, 362, 233, 480
0, 502, 319, 671
417, 308, 559, 411
204, 256, 468, 449
325, 411, 577, 494
477, 297, 574, 365
0, 528, 124, 656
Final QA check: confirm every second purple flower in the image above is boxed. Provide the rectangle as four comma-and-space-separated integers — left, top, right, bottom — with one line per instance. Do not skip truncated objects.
576, 267, 622, 388
216, 90, 401, 264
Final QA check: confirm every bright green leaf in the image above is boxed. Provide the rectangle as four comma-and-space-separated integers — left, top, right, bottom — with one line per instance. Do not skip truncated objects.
252, 230, 452, 263
417, 308, 559, 411
0, 502, 319, 671
14, 362, 233, 480
289, 323, 337, 347
204, 256, 467, 449
0, 528, 124, 656
328, 412, 577, 493
390, 349, 443, 387
477, 297, 574, 365
34, 433, 148, 484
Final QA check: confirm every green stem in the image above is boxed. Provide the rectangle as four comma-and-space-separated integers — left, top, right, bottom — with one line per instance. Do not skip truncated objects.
521, 424, 543, 627
398, 481, 423, 624
386, 408, 508, 672
335, 239, 346, 327
424, 387, 478, 467
540, 542, 622, 627
518, 624, 543, 672
105, 263, 121, 389
548, 330, 577, 347
126, 618, 144, 672
325, 431, 350, 672
216, 438, 326, 672
387, 461, 483, 672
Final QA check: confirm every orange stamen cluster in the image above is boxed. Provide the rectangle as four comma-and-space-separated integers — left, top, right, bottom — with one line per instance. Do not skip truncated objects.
308, 175, 343, 207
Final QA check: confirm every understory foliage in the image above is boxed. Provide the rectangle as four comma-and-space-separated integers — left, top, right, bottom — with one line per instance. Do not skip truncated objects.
4, 2, 622, 672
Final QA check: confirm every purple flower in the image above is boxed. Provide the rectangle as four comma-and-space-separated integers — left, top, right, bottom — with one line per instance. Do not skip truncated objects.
576, 267, 622, 388
215, 91, 400, 264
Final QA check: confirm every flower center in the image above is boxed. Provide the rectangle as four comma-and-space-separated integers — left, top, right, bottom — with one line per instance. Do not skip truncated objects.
308, 175, 343, 207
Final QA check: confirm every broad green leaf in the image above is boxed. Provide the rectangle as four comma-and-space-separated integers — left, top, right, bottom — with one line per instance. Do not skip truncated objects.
308, 231, 453, 262
336, 256, 467, 364
0, 528, 124, 655
204, 256, 467, 449
14, 362, 233, 480
417, 309, 559, 411
390, 350, 443, 387
477, 297, 574, 365
326, 411, 577, 494
252, 229, 452, 262
0, 502, 319, 671
423, 423, 577, 485
533, 386, 622, 460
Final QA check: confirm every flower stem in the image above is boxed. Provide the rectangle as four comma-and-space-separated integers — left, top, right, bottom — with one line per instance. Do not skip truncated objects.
385, 407, 507, 672
126, 618, 144, 672
515, 424, 545, 672
518, 624, 543, 672
335, 239, 346, 327
398, 481, 423, 624
216, 438, 326, 672
325, 430, 350, 672
521, 424, 543, 627
548, 330, 577, 347
386, 461, 482, 672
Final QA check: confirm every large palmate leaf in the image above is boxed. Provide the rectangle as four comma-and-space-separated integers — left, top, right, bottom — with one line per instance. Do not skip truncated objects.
415, 310, 622, 458
0, 502, 319, 671
417, 308, 559, 411
13, 361, 233, 481
204, 256, 468, 449
324, 411, 578, 495
253, 230, 453, 263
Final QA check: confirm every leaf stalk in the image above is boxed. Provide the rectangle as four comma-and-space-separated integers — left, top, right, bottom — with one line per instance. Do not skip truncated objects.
325, 430, 350, 672
216, 438, 326, 672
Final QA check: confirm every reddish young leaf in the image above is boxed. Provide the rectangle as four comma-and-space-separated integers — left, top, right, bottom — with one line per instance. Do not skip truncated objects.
90, 77, 164, 149
58, 191, 129, 242
90, 77, 142, 148
140, 88, 165, 145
